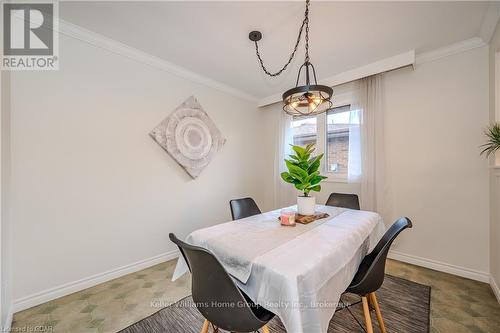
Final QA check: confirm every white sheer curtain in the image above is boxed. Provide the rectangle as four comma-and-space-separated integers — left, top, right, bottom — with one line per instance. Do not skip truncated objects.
347, 109, 361, 182
274, 111, 297, 208
355, 75, 386, 212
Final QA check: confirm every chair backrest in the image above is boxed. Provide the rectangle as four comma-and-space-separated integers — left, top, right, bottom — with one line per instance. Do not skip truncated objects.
229, 197, 262, 220
169, 233, 267, 332
347, 217, 412, 295
325, 193, 360, 210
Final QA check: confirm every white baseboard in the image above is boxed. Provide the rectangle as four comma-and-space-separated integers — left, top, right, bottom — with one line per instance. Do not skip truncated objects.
2, 305, 13, 332
388, 250, 490, 283
13, 250, 180, 312
491, 275, 500, 304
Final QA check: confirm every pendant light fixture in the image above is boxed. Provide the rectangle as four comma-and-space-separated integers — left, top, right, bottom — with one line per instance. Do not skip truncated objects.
249, 0, 333, 116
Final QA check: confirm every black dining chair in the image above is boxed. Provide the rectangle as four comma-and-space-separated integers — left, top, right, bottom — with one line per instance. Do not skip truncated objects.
169, 233, 274, 333
325, 193, 360, 210
343, 217, 412, 333
229, 197, 262, 220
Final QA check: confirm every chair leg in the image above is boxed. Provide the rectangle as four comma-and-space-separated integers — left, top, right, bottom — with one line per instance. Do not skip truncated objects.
200, 319, 209, 333
370, 292, 387, 333
261, 324, 270, 333
366, 294, 373, 310
361, 296, 374, 333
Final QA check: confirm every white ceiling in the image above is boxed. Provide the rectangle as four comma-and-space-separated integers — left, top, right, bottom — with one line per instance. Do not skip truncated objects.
60, 1, 492, 99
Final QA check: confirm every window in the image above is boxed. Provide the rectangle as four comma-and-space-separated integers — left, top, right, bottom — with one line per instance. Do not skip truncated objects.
326, 106, 360, 180
292, 116, 317, 147
289, 103, 361, 182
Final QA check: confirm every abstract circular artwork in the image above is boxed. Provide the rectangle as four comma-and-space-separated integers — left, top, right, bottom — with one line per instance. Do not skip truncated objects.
150, 96, 226, 179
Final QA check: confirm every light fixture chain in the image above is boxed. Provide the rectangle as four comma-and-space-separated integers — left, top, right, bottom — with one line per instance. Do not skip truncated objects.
304, 0, 310, 63
253, 0, 311, 77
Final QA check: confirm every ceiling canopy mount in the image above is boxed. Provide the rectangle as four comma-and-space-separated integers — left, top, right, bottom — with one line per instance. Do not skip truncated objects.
248, 31, 262, 42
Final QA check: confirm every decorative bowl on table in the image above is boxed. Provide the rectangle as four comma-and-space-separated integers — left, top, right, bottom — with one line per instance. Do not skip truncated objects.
279, 210, 330, 225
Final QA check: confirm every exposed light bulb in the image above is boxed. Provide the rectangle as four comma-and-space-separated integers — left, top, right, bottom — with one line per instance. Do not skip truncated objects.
308, 102, 317, 112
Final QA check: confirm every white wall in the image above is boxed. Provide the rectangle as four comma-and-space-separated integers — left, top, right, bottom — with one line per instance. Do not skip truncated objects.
263, 46, 490, 280
1, 71, 13, 329
489, 20, 500, 298
383, 47, 490, 278
10, 35, 266, 307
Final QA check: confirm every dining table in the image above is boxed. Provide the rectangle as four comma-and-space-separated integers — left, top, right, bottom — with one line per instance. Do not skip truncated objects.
172, 204, 386, 333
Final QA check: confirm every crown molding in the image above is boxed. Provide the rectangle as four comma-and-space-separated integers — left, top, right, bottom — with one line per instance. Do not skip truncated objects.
55, 18, 488, 107
258, 50, 415, 107
415, 37, 486, 65
56, 19, 258, 103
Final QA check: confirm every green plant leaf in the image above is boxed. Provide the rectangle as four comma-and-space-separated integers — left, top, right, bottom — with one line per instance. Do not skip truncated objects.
297, 161, 309, 170
305, 171, 319, 182
310, 176, 324, 185
304, 143, 316, 155
481, 123, 500, 157
307, 154, 323, 173
308, 153, 323, 165
288, 163, 308, 180
282, 144, 328, 194
309, 185, 321, 192
281, 172, 294, 183
292, 145, 305, 159
285, 159, 306, 175
295, 183, 305, 190
285, 159, 299, 167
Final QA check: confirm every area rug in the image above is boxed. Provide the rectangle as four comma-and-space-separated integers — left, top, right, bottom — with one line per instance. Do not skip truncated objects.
120, 275, 430, 333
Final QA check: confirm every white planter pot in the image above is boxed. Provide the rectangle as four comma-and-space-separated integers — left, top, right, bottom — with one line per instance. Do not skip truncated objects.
297, 196, 316, 215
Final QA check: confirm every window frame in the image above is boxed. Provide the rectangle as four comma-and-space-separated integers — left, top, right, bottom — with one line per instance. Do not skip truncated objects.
291, 90, 356, 183
323, 104, 354, 182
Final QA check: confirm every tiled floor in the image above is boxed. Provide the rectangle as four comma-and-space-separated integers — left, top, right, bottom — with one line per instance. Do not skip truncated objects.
12, 261, 191, 333
386, 260, 500, 333
12, 259, 500, 333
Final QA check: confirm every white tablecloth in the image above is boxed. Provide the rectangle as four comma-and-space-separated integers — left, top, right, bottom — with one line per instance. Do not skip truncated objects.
172, 205, 385, 333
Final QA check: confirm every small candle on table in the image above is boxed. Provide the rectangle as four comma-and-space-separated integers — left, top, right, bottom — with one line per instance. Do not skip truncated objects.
280, 209, 296, 227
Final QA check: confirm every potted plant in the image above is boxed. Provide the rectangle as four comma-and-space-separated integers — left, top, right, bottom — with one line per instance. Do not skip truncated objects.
281, 143, 328, 215
480, 123, 500, 158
